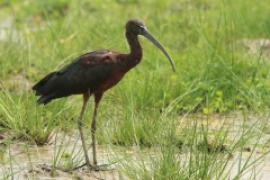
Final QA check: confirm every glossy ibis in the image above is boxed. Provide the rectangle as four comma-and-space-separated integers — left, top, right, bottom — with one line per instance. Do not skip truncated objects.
32, 19, 176, 171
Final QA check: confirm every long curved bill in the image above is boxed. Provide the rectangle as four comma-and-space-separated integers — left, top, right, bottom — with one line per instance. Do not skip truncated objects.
142, 28, 176, 72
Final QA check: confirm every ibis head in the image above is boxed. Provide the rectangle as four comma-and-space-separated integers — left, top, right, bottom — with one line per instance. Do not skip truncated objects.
126, 19, 176, 72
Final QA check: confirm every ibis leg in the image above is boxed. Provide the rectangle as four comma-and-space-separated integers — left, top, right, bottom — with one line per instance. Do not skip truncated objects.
77, 93, 93, 169
91, 93, 103, 166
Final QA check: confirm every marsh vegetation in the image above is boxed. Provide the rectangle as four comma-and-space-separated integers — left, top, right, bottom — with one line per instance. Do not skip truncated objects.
1, 0, 270, 179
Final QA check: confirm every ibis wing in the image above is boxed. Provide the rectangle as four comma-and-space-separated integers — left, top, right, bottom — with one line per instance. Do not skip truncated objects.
52, 61, 113, 94
32, 50, 114, 104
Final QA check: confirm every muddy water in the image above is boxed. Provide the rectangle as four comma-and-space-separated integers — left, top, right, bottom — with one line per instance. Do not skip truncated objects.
0, 17, 19, 42
2, 142, 270, 179
178, 114, 270, 179
0, 132, 126, 179
1, 115, 270, 179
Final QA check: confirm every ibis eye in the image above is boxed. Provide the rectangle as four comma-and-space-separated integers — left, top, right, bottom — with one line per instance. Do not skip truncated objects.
138, 25, 145, 33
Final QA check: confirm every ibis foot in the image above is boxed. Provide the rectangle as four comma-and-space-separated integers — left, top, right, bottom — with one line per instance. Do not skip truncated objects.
78, 163, 115, 172
93, 164, 115, 171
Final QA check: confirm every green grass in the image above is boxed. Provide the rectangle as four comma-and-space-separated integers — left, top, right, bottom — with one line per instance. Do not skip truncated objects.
0, 0, 270, 179
0, 88, 74, 145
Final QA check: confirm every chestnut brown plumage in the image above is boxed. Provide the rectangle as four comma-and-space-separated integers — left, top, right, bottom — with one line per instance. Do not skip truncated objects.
32, 19, 176, 171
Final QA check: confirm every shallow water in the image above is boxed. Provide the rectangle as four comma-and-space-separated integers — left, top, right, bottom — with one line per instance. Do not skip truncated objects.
1, 114, 270, 179
0, 133, 125, 179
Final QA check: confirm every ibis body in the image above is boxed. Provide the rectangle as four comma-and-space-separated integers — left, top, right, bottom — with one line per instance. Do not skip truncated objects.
33, 19, 175, 170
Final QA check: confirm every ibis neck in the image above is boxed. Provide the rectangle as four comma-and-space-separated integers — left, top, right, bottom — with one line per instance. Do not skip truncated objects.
125, 31, 143, 69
